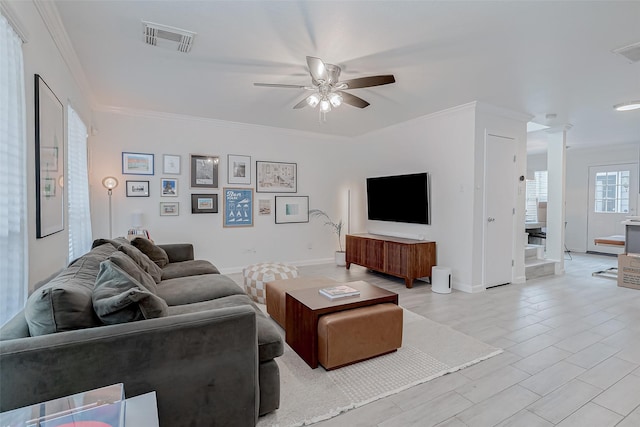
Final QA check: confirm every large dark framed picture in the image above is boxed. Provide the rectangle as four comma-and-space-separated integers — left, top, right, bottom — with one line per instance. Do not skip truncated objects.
256, 161, 297, 193
35, 74, 64, 238
190, 154, 219, 188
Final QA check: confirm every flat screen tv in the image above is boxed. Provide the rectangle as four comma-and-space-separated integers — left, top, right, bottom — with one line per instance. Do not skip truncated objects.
367, 172, 430, 225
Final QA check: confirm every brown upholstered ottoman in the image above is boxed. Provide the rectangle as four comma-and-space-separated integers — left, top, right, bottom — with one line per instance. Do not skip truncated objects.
318, 303, 403, 370
265, 277, 338, 328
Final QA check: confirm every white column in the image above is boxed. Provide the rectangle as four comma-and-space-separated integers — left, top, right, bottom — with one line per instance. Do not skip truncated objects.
546, 125, 571, 273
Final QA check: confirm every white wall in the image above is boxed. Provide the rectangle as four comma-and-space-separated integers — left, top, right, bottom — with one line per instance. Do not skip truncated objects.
89, 109, 352, 272
565, 142, 640, 252
345, 102, 528, 292
473, 104, 529, 286
347, 103, 477, 291
527, 152, 547, 175
8, 1, 93, 291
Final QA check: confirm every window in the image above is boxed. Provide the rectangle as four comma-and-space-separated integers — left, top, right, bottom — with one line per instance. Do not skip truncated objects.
0, 13, 27, 325
594, 170, 630, 213
525, 171, 548, 222
67, 105, 92, 260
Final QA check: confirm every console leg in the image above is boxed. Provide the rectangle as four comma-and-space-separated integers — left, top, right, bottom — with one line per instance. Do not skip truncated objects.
346, 262, 351, 270
405, 278, 413, 288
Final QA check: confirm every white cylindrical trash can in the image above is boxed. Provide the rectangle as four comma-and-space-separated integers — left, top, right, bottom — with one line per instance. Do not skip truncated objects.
432, 266, 452, 294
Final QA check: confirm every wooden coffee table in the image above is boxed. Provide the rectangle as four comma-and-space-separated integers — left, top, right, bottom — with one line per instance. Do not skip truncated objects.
285, 280, 398, 368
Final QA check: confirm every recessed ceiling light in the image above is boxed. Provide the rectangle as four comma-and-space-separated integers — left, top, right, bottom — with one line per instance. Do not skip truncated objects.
614, 101, 640, 111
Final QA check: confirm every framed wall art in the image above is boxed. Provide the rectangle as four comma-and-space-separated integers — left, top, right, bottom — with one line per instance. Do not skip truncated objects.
160, 202, 179, 216
35, 74, 64, 238
122, 152, 154, 175
258, 199, 272, 216
190, 154, 219, 188
228, 154, 251, 185
224, 188, 253, 227
191, 194, 218, 214
126, 180, 150, 197
160, 178, 178, 197
256, 161, 297, 193
275, 196, 309, 224
163, 154, 181, 174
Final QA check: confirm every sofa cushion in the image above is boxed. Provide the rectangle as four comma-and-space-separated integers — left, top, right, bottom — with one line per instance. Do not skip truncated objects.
108, 251, 159, 294
131, 238, 169, 268
93, 260, 168, 324
91, 237, 129, 250
161, 260, 220, 280
168, 294, 284, 362
157, 274, 244, 306
24, 243, 118, 336
118, 244, 163, 283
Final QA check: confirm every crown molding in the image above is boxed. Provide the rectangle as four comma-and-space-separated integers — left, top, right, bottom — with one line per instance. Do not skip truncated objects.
475, 101, 533, 123
1, 0, 29, 42
94, 104, 352, 142
33, 0, 95, 107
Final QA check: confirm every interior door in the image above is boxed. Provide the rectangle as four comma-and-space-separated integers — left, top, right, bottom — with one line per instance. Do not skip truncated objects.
587, 163, 638, 254
483, 134, 516, 288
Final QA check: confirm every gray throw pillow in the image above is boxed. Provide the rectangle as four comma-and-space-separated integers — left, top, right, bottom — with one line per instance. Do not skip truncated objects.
118, 244, 163, 283
131, 238, 170, 268
108, 251, 159, 294
93, 260, 168, 325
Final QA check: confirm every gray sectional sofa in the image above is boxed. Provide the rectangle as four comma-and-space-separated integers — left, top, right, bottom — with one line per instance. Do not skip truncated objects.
0, 237, 283, 427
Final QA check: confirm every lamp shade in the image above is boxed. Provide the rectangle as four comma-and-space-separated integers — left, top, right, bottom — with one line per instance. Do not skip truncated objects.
102, 176, 118, 190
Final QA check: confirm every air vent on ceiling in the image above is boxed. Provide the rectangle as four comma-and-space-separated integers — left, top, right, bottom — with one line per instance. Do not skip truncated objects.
613, 41, 640, 63
142, 20, 195, 53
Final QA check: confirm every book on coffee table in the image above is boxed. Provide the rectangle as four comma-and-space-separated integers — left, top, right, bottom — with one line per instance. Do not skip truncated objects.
318, 285, 361, 300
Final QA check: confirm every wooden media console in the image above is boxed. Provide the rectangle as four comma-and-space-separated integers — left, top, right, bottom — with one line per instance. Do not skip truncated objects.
345, 233, 436, 288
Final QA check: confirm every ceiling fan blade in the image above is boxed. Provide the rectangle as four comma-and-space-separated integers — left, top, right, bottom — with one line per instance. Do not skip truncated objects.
293, 98, 309, 109
254, 83, 307, 89
306, 56, 327, 83
338, 91, 370, 109
341, 75, 395, 89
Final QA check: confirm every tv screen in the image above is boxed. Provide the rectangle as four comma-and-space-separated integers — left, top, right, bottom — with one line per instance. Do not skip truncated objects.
367, 172, 430, 225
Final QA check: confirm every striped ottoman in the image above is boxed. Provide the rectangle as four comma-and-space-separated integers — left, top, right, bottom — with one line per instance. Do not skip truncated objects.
242, 262, 298, 304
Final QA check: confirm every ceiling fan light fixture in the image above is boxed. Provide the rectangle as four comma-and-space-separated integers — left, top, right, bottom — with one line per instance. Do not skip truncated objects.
306, 93, 320, 108
319, 99, 331, 113
614, 101, 640, 111
329, 92, 343, 108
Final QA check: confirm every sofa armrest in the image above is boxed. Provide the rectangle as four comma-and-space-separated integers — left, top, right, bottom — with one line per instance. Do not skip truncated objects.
158, 243, 194, 263
0, 306, 259, 427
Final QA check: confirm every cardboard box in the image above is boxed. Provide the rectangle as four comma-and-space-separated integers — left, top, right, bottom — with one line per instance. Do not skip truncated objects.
618, 254, 640, 290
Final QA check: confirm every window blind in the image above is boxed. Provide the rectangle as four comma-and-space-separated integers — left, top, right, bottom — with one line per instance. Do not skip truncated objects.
67, 105, 92, 261
0, 13, 27, 325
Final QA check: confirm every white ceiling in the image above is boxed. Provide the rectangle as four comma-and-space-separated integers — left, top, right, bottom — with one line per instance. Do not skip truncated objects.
54, 1, 640, 148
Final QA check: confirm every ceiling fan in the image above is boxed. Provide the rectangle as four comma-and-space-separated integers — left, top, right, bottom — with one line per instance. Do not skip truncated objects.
254, 56, 395, 118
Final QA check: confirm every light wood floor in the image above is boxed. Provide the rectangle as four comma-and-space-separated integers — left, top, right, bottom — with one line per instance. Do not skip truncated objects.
266, 253, 640, 426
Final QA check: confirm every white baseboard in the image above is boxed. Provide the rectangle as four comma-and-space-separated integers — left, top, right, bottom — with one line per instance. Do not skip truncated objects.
513, 275, 527, 284
453, 282, 481, 293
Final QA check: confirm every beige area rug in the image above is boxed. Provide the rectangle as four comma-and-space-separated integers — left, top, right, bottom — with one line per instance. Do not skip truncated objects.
257, 307, 502, 427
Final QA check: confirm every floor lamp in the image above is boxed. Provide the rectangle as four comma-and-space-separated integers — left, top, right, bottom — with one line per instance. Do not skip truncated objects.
102, 176, 118, 238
